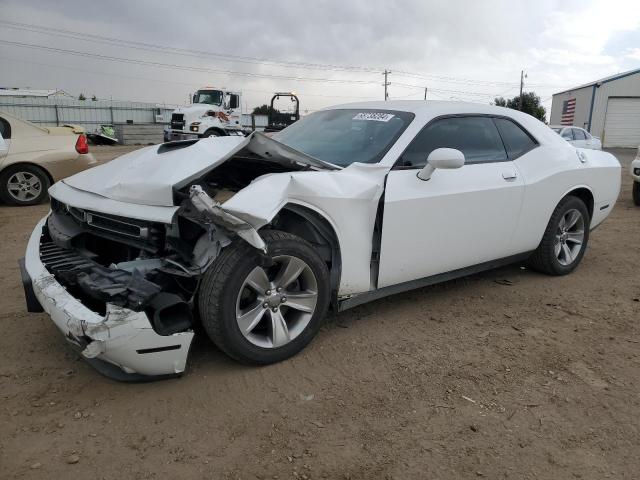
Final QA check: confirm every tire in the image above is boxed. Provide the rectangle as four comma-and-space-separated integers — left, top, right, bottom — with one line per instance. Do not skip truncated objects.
0, 164, 50, 206
203, 129, 222, 138
633, 181, 640, 206
527, 195, 590, 276
198, 230, 330, 364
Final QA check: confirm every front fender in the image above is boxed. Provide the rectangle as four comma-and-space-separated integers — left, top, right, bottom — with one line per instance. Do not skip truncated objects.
219, 164, 389, 295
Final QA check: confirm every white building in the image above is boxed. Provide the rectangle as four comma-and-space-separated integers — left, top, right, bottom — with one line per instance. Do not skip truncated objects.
550, 68, 640, 148
0, 88, 72, 98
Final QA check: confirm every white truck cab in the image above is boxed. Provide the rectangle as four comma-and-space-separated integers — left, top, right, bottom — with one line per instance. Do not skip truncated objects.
169, 88, 243, 140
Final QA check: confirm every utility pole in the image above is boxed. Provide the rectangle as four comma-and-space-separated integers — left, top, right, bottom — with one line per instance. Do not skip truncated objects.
519, 70, 526, 110
382, 70, 391, 101
424, 87, 428, 100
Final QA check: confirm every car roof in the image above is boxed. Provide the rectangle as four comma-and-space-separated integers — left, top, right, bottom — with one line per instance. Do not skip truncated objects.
327, 100, 541, 126
549, 125, 583, 129
329, 100, 507, 115
325, 100, 566, 146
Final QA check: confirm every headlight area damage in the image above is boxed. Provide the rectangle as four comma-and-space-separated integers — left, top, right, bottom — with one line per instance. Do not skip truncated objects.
22, 133, 389, 381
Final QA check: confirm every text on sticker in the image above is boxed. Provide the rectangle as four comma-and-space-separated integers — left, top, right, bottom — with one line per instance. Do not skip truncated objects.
353, 112, 395, 122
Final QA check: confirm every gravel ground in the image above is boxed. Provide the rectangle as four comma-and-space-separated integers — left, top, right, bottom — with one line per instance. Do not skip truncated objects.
0, 146, 638, 479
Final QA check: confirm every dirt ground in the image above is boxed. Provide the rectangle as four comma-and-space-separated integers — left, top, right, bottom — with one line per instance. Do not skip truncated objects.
1, 146, 638, 479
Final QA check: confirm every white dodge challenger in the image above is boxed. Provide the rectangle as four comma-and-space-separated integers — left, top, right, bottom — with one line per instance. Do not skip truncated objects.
20, 101, 621, 381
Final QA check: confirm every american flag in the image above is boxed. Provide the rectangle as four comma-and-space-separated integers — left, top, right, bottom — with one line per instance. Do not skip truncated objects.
561, 98, 576, 126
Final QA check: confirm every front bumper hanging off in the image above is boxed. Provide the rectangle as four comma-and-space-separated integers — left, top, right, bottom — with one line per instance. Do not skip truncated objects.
21, 217, 194, 382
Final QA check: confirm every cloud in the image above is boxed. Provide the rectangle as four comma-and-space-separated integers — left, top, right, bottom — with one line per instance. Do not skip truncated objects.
0, 0, 639, 115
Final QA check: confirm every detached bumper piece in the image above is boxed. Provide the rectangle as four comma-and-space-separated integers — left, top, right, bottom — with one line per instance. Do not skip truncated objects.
22, 217, 195, 382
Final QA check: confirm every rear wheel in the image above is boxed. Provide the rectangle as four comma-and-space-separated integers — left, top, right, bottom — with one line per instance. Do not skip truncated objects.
633, 181, 640, 206
528, 196, 590, 275
198, 230, 330, 364
0, 164, 50, 206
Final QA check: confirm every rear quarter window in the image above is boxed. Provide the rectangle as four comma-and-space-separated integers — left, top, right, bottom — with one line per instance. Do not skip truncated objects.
493, 118, 537, 159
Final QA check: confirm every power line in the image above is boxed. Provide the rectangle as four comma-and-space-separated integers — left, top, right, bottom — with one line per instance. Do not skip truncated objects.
0, 40, 523, 104
393, 69, 560, 88
392, 81, 512, 98
0, 19, 565, 90
0, 19, 384, 74
0, 55, 380, 100
0, 39, 385, 86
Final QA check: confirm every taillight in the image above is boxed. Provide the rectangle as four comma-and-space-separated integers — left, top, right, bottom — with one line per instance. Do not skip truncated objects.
75, 134, 89, 154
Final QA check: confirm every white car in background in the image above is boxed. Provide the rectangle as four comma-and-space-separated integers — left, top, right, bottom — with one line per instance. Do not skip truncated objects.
21, 101, 621, 381
631, 147, 640, 206
551, 125, 602, 150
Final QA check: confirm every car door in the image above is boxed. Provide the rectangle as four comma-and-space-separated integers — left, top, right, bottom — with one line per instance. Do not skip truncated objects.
225, 92, 242, 127
572, 128, 588, 148
377, 115, 526, 288
561, 128, 575, 146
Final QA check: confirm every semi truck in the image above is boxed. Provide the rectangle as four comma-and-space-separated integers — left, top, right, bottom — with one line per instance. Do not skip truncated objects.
168, 88, 244, 140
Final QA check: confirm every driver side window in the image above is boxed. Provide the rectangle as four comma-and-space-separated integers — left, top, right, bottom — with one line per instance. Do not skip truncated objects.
399, 116, 508, 168
227, 94, 239, 109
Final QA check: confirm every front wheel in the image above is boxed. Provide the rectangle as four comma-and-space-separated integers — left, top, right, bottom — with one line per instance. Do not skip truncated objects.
528, 196, 590, 275
198, 230, 330, 364
633, 181, 640, 206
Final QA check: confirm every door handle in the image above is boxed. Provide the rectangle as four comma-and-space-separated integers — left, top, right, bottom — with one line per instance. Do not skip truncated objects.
576, 150, 588, 163
502, 171, 518, 180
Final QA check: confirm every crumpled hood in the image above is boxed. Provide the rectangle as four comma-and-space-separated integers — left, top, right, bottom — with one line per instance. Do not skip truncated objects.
62, 133, 339, 207
64, 136, 249, 206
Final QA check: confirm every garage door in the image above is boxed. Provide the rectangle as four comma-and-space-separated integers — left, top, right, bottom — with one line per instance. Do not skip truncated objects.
603, 97, 640, 148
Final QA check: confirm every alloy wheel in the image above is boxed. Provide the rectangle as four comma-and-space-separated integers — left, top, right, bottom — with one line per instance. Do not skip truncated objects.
554, 208, 585, 266
7, 171, 42, 202
235, 255, 318, 348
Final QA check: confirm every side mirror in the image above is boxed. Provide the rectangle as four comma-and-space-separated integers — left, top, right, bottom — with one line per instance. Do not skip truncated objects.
417, 148, 465, 181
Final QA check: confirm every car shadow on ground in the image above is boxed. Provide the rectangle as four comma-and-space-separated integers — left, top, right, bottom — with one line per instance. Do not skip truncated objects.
186, 261, 534, 374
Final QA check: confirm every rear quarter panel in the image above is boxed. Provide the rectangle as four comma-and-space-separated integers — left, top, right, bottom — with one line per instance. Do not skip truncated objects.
512, 145, 620, 252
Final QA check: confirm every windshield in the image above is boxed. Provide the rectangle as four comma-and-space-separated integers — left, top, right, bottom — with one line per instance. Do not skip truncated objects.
194, 90, 223, 105
273, 109, 414, 166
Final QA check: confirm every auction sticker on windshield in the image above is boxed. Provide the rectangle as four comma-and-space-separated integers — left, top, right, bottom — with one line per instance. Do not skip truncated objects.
353, 112, 395, 122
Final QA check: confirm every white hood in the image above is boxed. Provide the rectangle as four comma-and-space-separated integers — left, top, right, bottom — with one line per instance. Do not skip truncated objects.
62, 133, 339, 207
64, 136, 249, 207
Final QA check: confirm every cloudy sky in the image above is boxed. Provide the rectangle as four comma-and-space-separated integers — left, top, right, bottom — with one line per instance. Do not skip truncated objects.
1, 0, 639, 117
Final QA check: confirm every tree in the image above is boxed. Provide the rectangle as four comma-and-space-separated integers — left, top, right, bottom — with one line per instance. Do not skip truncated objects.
78, 93, 86, 101
252, 104, 280, 116
492, 91, 546, 121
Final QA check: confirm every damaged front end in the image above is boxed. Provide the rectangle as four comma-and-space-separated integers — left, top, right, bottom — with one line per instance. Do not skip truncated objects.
24, 189, 260, 380
22, 136, 321, 381
22, 208, 202, 381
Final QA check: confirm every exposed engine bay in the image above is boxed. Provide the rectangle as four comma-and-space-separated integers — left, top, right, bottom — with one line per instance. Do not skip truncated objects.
43, 151, 311, 337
